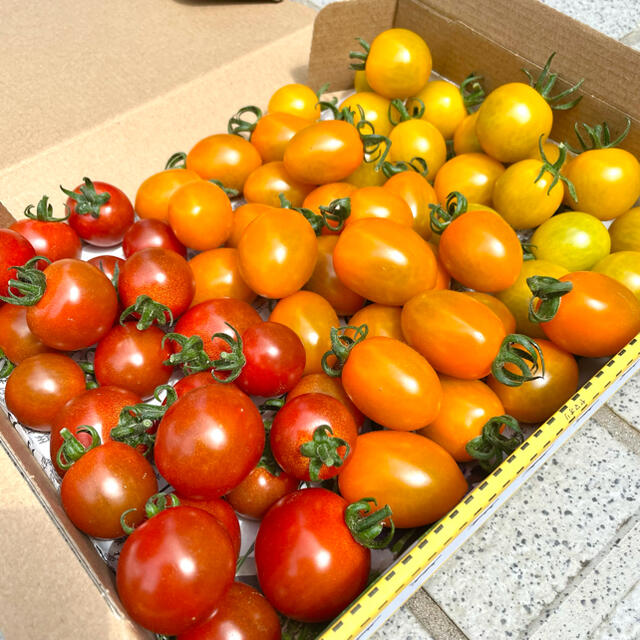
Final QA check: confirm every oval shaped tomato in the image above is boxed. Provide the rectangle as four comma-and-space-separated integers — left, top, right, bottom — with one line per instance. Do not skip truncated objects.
347, 185, 413, 227
242, 160, 316, 208
135, 169, 201, 222
592, 251, 640, 300
338, 431, 467, 528
122, 218, 187, 258
268, 83, 321, 121
0, 304, 55, 364
227, 203, 276, 248
10, 217, 81, 263
609, 207, 640, 252
347, 303, 404, 342
415, 79, 467, 139
251, 111, 311, 162
345, 156, 387, 188
389, 119, 446, 182
302, 182, 358, 227
0, 229, 36, 297
464, 291, 516, 334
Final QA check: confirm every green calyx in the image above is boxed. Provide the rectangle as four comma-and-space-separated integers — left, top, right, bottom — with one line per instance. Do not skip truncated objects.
465, 415, 523, 472
429, 190, 468, 234
278, 193, 324, 235
316, 82, 331, 100
209, 323, 246, 383
0, 348, 15, 378
319, 197, 351, 233
521, 242, 537, 262
348, 37, 370, 71
24, 195, 69, 222
533, 136, 577, 201
321, 324, 368, 377
60, 177, 110, 218
121, 492, 180, 535
120, 294, 174, 330
78, 356, 98, 390
357, 117, 392, 171
491, 334, 545, 387
388, 97, 425, 126
317, 101, 353, 122
209, 179, 240, 198
163, 332, 211, 374
56, 425, 101, 471
380, 156, 429, 178
521, 52, 584, 110
567, 117, 631, 153
299, 424, 351, 482
460, 73, 485, 112
345, 498, 395, 550
165, 152, 187, 170
0, 256, 50, 306
527, 275, 573, 323
228, 105, 263, 137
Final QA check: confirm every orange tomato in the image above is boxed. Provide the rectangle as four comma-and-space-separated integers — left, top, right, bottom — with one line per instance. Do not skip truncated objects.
251, 112, 311, 162
302, 182, 358, 236
243, 161, 316, 208
227, 203, 275, 248
434, 153, 505, 206
135, 169, 201, 222
347, 304, 404, 342
427, 243, 451, 290
383, 170, 437, 239
346, 186, 413, 227
464, 291, 516, 334
268, 84, 321, 121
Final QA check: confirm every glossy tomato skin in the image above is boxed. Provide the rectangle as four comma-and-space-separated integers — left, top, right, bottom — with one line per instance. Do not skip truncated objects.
61, 441, 157, 539
116, 506, 235, 636
177, 582, 282, 640
173, 371, 222, 399
464, 291, 517, 334
268, 83, 321, 121
453, 112, 482, 155
342, 336, 442, 431
592, 251, 640, 300
0, 304, 56, 364
340, 92, 396, 137
227, 203, 276, 248
235, 321, 306, 397
243, 161, 316, 208
402, 290, 506, 379
416, 80, 466, 139
122, 218, 187, 258
94, 323, 173, 398
609, 207, 640, 252
348, 304, 404, 342
251, 111, 311, 162
0, 229, 36, 297
302, 182, 358, 223
65, 181, 134, 246
389, 119, 447, 182
5, 353, 85, 430
135, 169, 201, 222
255, 488, 370, 623
540, 271, 640, 357
339, 431, 467, 528
50, 386, 142, 476
347, 186, 413, 227
10, 218, 81, 262
154, 384, 265, 499
87, 255, 125, 285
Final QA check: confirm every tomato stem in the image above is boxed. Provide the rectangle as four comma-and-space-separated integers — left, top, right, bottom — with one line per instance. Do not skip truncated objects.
120, 492, 180, 536
429, 191, 468, 234
120, 294, 174, 330
566, 117, 631, 153
278, 193, 324, 235
162, 332, 211, 374
299, 425, 351, 481
56, 425, 101, 471
527, 275, 573, 323
460, 73, 485, 112
348, 37, 370, 71
0, 256, 50, 306
209, 323, 246, 383
521, 241, 537, 262
319, 197, 351, 232
321, 324, 369, 377
227, 105, 262, 137
208, 179, 240, 198
521, 52, 584, 110
380, 156, 429, 178
165, 151, 187, 170
60, 177, 110, 218
345, 498, 395, 550
24, 195, 69, 222
466, 415, 523, 471
533, 136, 577, 201
491, 334, 545, 387
0, 348, 15, 378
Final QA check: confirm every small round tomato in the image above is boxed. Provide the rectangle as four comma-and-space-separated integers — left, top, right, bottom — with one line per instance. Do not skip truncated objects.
342, 336, 442, 431
347, 304, 404, 342
345, 157, 387, 188
539, 271, 640, 357
464, 291, 516, 334
338, 431, 467, 528
268, 83, 321, 121
302, 182, 358, 224
437, 209, 522, 292
186, 134, 262, 192
94, 323, 173, 398
434, 153, 505, 207
250, 111, 311, 163
401, 290, 506, 379
173, 371, 221, 399
475, 83, 552, 163
135, 169, 202, 222
227, 203, 276, 247
122, 218, 187, 258
177, 582, 282, 640
333, 218, 437, 306
116, 506, 235, 636
0, 229, 35, 297
609, 207, 640, 252
354, 70, 372, 92
487, 338, 579, 423
418, 377, 505, 461
88, 255, 125, 286
592, 251, 640, 300
5, 353, 85, 430
189, 248, 256, 306
168, 180, 233, 251
347, 185, 413, 227
238, 208, 318, 299
339, 92, 396, 137
531, 211, 610, 271
270, 393, 358, 481
269, 291, 339, 375
415, 80, 467, 139
235, 321, 306, 397
62, 178, 134, 246
61, 441, 157, 539
364, 28, 431, 99
0, 304, 55, 364
243, 161, 316, 208
255, 488, 370, 623
155, 384, 265, 499
453, 112, 482, 155
283, 121, 364, 185
389, 119, 446, 182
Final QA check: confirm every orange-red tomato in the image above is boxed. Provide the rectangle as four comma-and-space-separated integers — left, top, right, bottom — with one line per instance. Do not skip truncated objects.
338, 431, 467, 528
434, 153, 505, 206
464, 291, 517, 334
135, 169, 201, 222
402, 290, 507, 379
347, 304, 404, 342
453, 112, 482, 155
438, 209, 522, 292
227, 203, 275, 248
418, 377, 505, 461
186, 133, 262, 192
238, 208, 317, 299
346, 186, 413, 227
0, 304, 56, 364
333, 218, 437, 306
243, 161, 316, 208
189, 248, 256, 306
342, 336, 442, 431
268, 83, 321, 121
251, 112, 311, 162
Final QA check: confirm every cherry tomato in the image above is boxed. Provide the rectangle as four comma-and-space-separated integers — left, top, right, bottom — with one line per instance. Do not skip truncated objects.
94, 323, 173, 398
116, 506, 235, 635
235, 321, 306, 397
609, 207, 640, 252
418, 377, 504, 461
302, 182, 358, 224
592, 251, 640, 300
529, 140, 562, 163
255, 488, 370, 622
5, 353, 85, 430
354, 70, 372, 92
243, 161, 316, 208
88, 255, 125, 286
463, 292, 517, 334
389, 119, 447, 182
10, 215, 81, 263
283, 121, 363, 185
135, 169, 201, 222
122, 218, 187, 258
0, 304, 55, 364
345, 157, 387, 188
63, 178, 134, 246
438, 209, 522, 292
416, 80, 466, 139
177, 582, 281, 640
238, 208, 318, 299
365, 28, 431, 99
155, 384, 265, 499
428, 242, 452, 290
333, 218, 437, 306
173, 371, 222, 399
434, 153, 505, 207
453, 112, 482, 155
186, 134, 262, 192
251, 111, 311, 162
0, 229, 35, 297
338, 431, 467, 527
268, 83, 321, 121
339, 92, 397, 137
269, 291, 339, 375
539, 271, 640, 357
346, 185, 413, 227
342, 336, 442, 431
347, 304, 404, 342
227, 203, 276, 247
61, 441, 157, 539
487, 338, 579, 423
402, 290, 507, 379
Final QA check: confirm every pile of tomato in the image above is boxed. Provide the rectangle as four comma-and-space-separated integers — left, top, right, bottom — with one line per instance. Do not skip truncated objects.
2, 25, 640, 640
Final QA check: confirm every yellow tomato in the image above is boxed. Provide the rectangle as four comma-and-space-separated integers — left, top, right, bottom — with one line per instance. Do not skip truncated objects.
415, 80, 467, 139
609, 207, 640, 252
354, 70, 372, 92
345, 158, 387, 188
389, 119, 447, 182
340, 92, 396, 137
268, 83, 321, 121
453, 112, 482, 155
592, 251, 640, 300
434, 153, 505, 206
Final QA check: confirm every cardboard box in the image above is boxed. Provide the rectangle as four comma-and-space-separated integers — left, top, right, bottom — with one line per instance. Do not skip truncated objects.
1, 0, 639, 638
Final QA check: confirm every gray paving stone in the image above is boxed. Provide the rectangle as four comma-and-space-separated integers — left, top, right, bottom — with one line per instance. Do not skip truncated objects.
592, 579, 640, 640
371, 606, 435, 640
608, 373, 640, 432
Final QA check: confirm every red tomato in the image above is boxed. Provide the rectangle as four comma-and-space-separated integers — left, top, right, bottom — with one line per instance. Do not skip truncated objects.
242, 161, 316, 208
154, 384, 265, 499
62, 178, 134, 247
0, 229, 36, 297
0, 304, 56, 364
5, 353, 85, 430
173, 371, 222, 399
61, 441, 157, 539
87, 255, 125, 286
122, 218, 187, 258
255, 488, 370, 622
135, 169, 201, 223
116, 506, 235, 635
